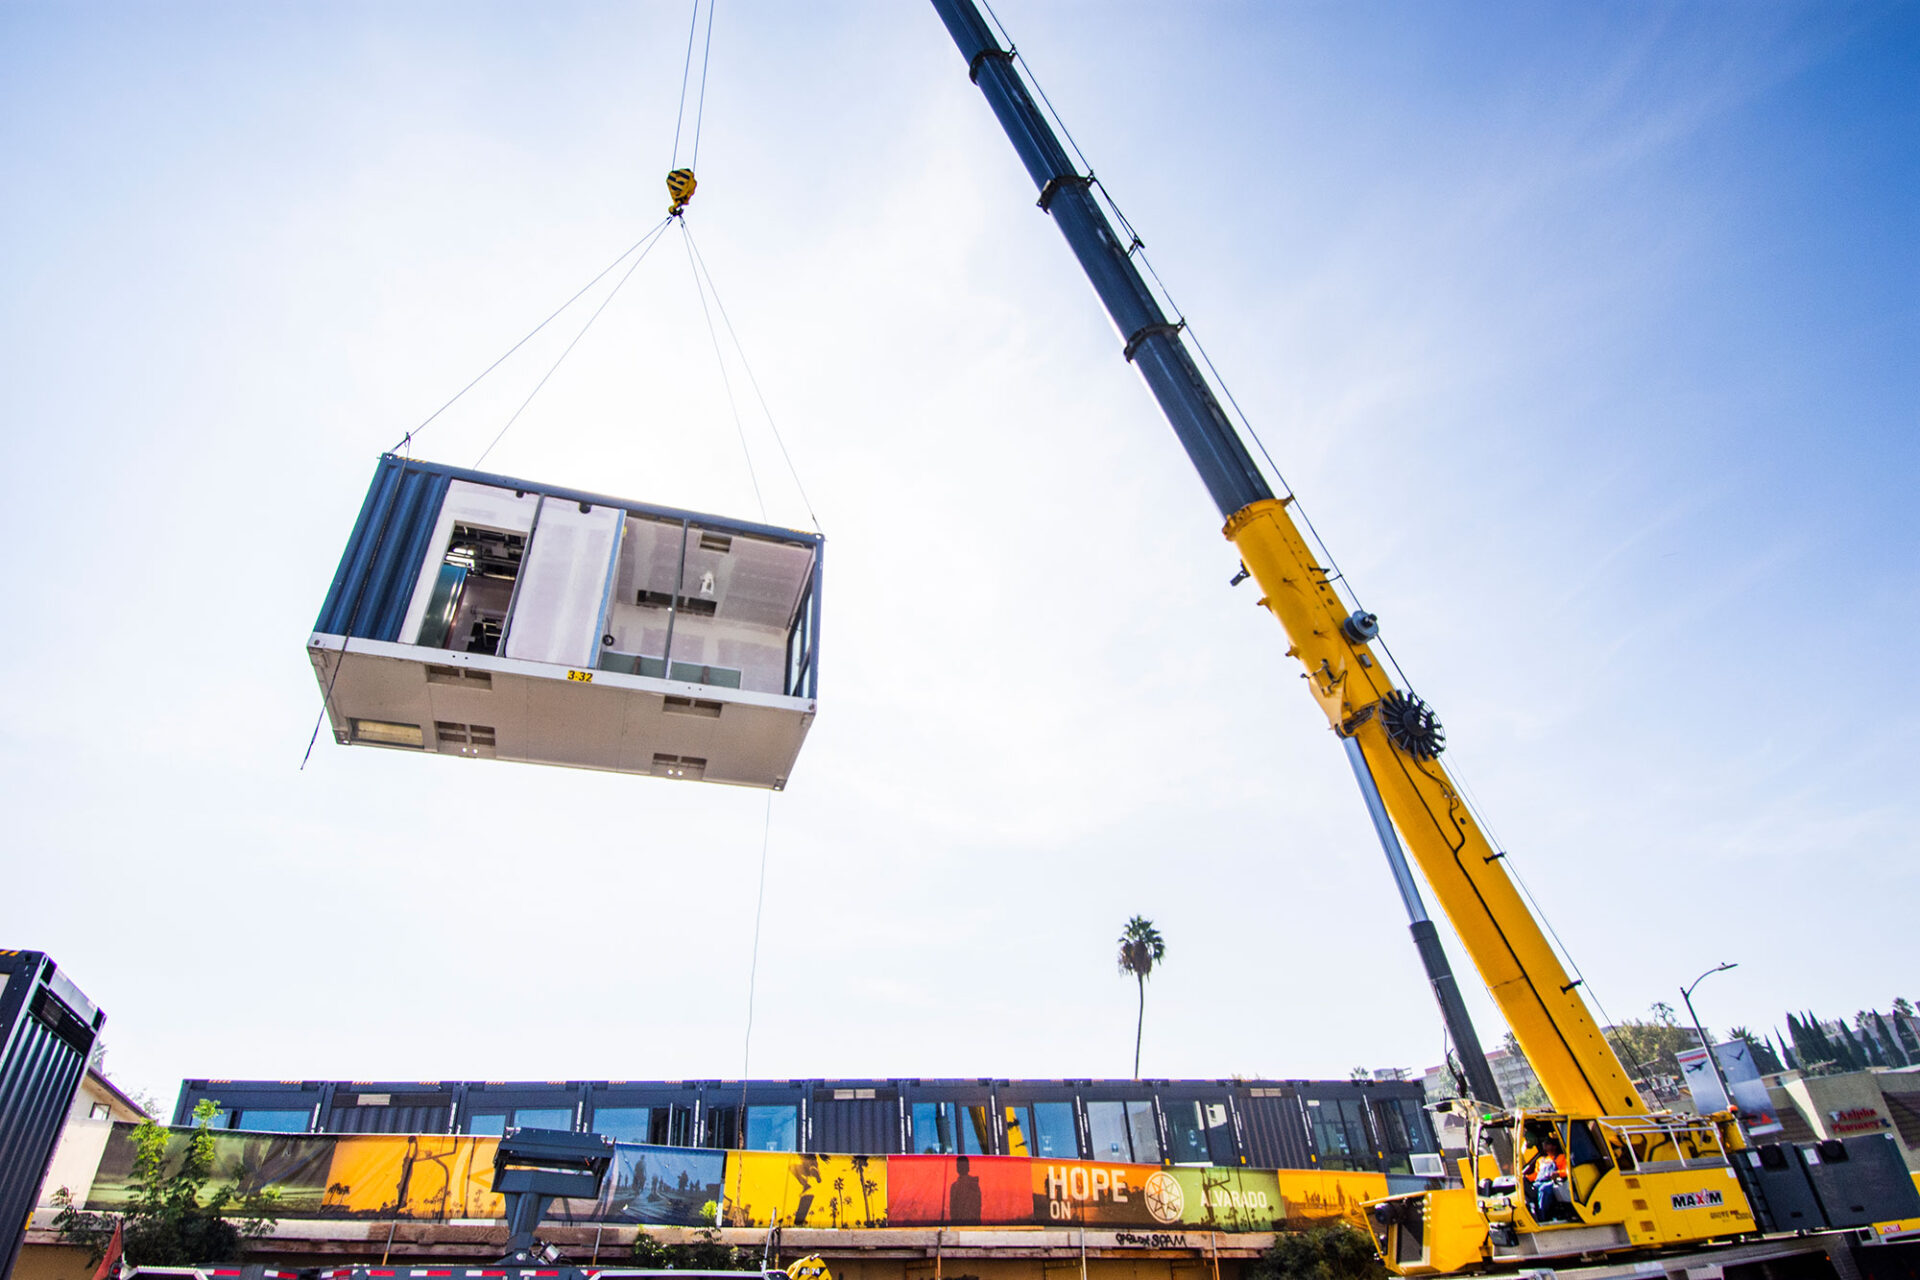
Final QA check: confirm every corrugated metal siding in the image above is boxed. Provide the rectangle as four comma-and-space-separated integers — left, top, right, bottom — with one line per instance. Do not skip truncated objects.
314, 456, 451, 641
327, 1104, 451, 1134
1237, 1092, 1314, 1169
810, 1094, 899, 1154
0, 952, 103, 1280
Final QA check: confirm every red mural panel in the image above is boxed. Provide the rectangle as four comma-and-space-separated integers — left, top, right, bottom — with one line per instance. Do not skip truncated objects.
888, 1155, 1168, 1227
888, 1155, 1036, 1226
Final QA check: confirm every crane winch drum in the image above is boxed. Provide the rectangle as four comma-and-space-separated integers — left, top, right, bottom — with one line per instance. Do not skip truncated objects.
310, 455, 823, 789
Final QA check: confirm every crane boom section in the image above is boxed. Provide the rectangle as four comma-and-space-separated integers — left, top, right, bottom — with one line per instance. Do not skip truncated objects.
1226, 500, 1646, 1118
929, 0, 1272, 522
929, 0, 1647, 1119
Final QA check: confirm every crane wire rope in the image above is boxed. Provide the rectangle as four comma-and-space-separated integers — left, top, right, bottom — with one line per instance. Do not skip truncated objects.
736, 791, 774, 1142
683, 224, 824, 533
678, 223, 766, 520
471, 217, 676, 468
388, 222, 669, 455
661, 3, 793, 1119
670, 0, 718, 172
984, 3, 1630, 1072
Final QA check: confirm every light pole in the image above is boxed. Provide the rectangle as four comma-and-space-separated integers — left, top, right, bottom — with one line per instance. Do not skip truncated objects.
1681, 962, 1738, 1119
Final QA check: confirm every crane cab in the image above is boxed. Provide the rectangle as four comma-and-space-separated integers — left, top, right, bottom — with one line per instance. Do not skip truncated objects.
1368, 1107, 1756, 1276
309, 455, 822, 789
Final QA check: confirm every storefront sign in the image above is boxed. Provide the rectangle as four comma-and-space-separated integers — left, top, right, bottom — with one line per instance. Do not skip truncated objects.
1829, 1107, 1890, 1134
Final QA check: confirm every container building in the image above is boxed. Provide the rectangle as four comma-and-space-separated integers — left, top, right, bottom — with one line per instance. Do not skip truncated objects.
311, 456, 823, 789
1, 951, 104, 1280
173, 1074, 1442, 1180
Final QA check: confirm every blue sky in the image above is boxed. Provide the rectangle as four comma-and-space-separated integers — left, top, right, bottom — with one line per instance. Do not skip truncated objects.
2, 2, 1914, 1110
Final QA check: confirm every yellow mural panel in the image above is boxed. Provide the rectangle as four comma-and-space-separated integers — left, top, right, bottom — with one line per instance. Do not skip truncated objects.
1273, 1169, 1391, 1231
722, 1151, 888, 1229
323, 1135, 497, 1219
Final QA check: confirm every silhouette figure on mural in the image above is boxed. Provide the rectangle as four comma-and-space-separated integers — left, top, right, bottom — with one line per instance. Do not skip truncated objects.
948, 1155, 982, 1225
791, 1155, 823, 1226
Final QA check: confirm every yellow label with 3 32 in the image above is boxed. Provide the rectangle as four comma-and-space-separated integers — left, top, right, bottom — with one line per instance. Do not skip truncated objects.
567, 670, 593, 683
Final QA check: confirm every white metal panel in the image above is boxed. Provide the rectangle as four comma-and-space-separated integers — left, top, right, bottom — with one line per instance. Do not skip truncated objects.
308, 634, 815, 788
398, 481, 541, 644
502, 501, 623, 669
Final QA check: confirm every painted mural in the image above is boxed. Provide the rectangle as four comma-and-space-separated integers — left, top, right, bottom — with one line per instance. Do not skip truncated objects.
722, 1153, 886, 1228
83, 1123, 1396, 1233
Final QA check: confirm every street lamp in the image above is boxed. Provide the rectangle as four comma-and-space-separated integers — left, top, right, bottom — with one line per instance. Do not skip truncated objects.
1681, 962, 1738, 1120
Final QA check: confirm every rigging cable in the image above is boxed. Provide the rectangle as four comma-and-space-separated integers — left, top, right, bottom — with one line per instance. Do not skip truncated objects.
669, 0, 718, 172
680, 223, 765, 520
691, 1, 717, 171
683, 224, 823, 533
737, 792, 775, 1140
669, 2, 700, 168
472, 217, 677, 468
390, 222, 669, 454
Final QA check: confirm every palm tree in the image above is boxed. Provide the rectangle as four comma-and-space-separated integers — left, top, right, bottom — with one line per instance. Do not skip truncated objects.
1117, 915, 1166, 1079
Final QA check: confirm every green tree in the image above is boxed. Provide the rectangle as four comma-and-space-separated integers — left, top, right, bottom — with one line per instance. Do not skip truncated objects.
1498, 1033, 1548, 1108
55, 1101, 279, 1266
1117, 915, 1167, 1079
1604, 1006, 1703, 1093
1247, 1224, 1386, 1280
629, 1225, 759, 1270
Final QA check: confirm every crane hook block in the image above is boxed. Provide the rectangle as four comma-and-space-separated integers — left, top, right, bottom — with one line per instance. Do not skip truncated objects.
666, 168, 698, 216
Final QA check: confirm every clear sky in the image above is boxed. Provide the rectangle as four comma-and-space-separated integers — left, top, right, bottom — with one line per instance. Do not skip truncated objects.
2, 2, 1914, 1113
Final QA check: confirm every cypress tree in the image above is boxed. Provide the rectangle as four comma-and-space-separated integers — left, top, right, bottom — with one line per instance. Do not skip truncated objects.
1821, 1015, 1859, 1073
1873, 1012, 1908, 1067
1787, 1013, 1817, 1070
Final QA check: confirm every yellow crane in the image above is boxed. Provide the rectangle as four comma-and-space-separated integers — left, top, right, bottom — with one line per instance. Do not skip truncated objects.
927, 2, 1779, 1271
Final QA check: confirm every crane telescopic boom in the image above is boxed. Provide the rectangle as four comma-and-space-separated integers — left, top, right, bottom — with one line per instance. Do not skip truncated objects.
929, 0, 1645, 1123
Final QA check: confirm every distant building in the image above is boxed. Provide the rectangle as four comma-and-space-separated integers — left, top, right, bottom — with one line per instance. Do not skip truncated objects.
31, 1067, 150, 1212
1759, 1065, 1920, 1172
1420, 1047, 1543, 1109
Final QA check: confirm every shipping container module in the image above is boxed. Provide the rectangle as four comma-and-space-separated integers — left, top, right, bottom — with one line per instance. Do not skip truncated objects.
0, 950, 104, 1280
310, 456, 822, 788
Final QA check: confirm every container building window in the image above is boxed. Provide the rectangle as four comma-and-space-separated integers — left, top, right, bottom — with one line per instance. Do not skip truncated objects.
703, 1105, 737, 1148
1164, 1099, 1235, 1165
515, 1107, 573, 1130
592, 1106, 653, 1144
469, 1106, 573, 1136
1087, 1102, 1130, 1161
745, 1105, 799, 1152
911, 1102, 991, 1155
417, 525, 523, 654
228, 1109, 309, 1133
1003, 1103, 1079, 1158
595, 1103, 694, 1146
1374, 1097, 1433, 1173
1308, 1098, 1372, 1171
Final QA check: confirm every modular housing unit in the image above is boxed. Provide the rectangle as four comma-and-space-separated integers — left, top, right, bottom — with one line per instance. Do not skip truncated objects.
174, 1074, 1441, 1181
310, 456, 822, 789
0, 951, 104, 1280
